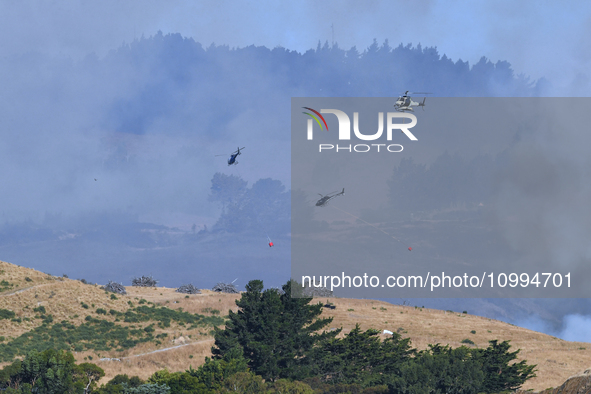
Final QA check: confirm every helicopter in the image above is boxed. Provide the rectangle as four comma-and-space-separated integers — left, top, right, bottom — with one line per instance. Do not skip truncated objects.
216, 147, 245, 166
393, 91, 431, 112
316, 188, 345, 207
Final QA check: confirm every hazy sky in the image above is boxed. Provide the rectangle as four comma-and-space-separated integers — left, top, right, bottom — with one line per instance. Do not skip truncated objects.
2, 0, 591, 342
1, 0, 590, 91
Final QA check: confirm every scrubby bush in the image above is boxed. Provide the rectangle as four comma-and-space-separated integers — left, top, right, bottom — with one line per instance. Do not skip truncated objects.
104, 281, 127, 295
33, 306, 46, 314
0, 309, 16, 320
212, 282, 238, 293
132, 275, 157, 287
176, 284, 201, 294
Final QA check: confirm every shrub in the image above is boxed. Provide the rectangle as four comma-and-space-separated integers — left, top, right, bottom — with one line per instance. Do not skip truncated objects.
132, 275, 157, 287
201, 308, 220, 315
34, 305, 47, 314
176, 284, 201, 294
211, 282, 239, 293
0, 309, 16, 320
0, 280, 14, 291
104, 281, 127, 295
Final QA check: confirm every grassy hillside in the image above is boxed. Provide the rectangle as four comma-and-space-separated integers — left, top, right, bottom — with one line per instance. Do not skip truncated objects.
0, 260, 589, 392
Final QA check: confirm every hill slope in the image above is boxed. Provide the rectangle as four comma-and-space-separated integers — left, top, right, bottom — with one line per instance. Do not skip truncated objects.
0, 260, 588, 391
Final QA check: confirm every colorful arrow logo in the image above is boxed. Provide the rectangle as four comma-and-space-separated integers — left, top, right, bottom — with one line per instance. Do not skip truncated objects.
302, 107, 328, 131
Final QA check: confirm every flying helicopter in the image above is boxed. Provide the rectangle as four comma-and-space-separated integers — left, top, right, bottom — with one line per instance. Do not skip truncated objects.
216, 147, 245, 166
393, 91, 431, 112
316, 188, 345, 207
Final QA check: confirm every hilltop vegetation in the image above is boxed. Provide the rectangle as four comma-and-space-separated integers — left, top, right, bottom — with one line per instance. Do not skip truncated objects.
1, 261, 590, 391
0, 303, 224, 362
209, 280, 536, 393
0, 261, 228, 372
0, 279, 536, 393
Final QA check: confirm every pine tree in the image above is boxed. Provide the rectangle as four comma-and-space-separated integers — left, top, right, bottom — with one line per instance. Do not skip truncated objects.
475, 340, 537, 393
212, 279, 338, 381
309, 325, 414, 387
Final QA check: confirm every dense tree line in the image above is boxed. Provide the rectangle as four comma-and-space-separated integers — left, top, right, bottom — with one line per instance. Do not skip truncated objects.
211, 279, 536, 393
103, 32, 540, 103
60, 32, 543, 136
0, 279, 536, 393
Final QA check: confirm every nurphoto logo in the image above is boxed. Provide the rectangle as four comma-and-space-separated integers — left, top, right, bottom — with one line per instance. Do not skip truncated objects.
302, 107, 418, 153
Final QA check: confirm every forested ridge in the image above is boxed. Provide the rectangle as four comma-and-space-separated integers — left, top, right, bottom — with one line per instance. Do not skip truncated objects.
102, 32, 541, 98
59, 31, 543, 136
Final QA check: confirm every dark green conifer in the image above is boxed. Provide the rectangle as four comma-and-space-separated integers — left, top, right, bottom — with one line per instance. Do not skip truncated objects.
212, 279, 338, 381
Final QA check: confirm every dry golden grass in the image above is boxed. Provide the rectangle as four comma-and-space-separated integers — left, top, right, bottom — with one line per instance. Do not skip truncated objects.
0, 260, 241, 385
74, 288, 241, 383
95, 339, 216, 383
0, 260, 589, 391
